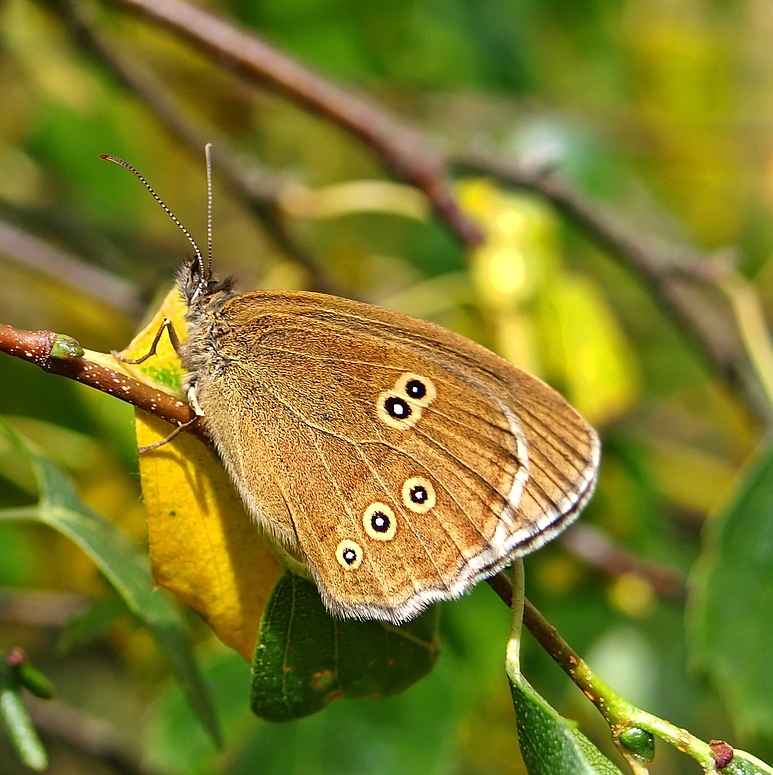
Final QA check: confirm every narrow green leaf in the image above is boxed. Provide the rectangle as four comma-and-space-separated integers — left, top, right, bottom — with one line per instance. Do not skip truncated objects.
0, 673, 48, 772
0, 418, 221, 746
510, 677, 623, 775
250, 572, 440, 721
688, 439, 773, 734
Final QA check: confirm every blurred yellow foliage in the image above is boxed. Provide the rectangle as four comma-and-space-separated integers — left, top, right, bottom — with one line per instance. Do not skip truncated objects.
461, 178, 557, 374
540, 274, 638, 428
647, 439, 736, 515
460, 178, 638, 427
608, 573, 657, 619
3, 0, 103, 114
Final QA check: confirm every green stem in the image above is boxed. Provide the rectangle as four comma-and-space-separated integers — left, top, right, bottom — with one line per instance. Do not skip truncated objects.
504, 560, 525, 684
488, 573, 772, 773
522, 598, 772, 774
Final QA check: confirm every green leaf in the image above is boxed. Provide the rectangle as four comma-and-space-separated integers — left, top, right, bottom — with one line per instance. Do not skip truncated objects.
250, 572, 440, 722
506, 561, 621, 775
0, 665, 48, 772
688, 439, 773, 735
724, 755, 773, 775
510, 676, 623, 775
0, 417, 221, 746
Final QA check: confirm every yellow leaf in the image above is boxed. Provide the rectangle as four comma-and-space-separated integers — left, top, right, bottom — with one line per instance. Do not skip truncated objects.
107, 288, 188, 397
119, 287, 282, 660
460, 178, 562, 376
137, 412, 280, 660
647, 439, 735, 516
540, 274, 638, 427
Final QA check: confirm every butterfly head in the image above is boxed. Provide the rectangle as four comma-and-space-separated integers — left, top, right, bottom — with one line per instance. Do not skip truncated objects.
177, 256, 235, 309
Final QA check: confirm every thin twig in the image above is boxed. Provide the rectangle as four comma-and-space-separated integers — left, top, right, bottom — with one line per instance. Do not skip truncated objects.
0, 218, 143, 318
560, 524, 686, 601
27, 697, 158, 775
487, 572, 737, 774
455, 151, 770, 422
101, 0, 483, 248
39, 0, 336, 295
504, 561, 525, 687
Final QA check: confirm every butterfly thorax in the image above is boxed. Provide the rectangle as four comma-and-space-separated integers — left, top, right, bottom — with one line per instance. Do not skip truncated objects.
177, 257, 237, 386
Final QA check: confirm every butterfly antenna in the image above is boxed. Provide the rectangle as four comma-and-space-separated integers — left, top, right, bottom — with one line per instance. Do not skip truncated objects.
99, 154, 208, 280
205, 143, 213, 276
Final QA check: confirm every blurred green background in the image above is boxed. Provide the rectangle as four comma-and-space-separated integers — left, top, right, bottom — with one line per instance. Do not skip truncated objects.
1, 0, 772, 772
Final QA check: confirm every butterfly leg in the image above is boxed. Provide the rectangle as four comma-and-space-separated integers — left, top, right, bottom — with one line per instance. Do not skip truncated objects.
138, 415, 200, 454
137, 384, 204, 454
112, 317, 182, 364
136, 390, 202, 454
187, 384, 205, 417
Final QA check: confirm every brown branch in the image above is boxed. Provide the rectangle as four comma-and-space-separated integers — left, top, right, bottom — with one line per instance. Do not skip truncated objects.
0, 589, 87, 627
28, 697, 158, 775
455, 151, 770, 422
39, 0, 337, 295
560, 524, 686, 601
0, 218, 143, 319
1, 319, 695, 730
101, 0, 483, 248
1, 321, 690, 612
0, 324, 200, 437
487, 572, 585, 679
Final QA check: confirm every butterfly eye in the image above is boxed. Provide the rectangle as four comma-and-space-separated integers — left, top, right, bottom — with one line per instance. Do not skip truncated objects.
395, 372, 436, 408
336, 539, 363, 569
402, 477, 436, 513
363, 502, 397, 541
377, 391, 421, 429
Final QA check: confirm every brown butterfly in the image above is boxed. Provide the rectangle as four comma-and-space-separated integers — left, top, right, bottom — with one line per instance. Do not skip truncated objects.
105, 148, 600, 625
